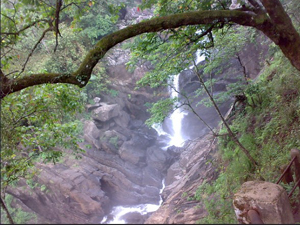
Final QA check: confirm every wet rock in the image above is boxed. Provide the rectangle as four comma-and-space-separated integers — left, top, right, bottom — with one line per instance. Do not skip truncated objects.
129, 119, 143, 129
120, 212, 149, 224
114, 110, 130, 128
146, 146, 169, 172
142, 165, 164, 187
119, 134, 151, 166
100, 130, 128, 154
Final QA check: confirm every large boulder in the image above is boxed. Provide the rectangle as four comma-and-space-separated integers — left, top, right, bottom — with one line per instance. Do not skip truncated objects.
100, 130, 128, 154
92, 103, 121, 122
146, 146, 169, 172
119, 134, 152, 166
83, 120, 101, 149
113, 110, 130, 128
233, 181, 295, 224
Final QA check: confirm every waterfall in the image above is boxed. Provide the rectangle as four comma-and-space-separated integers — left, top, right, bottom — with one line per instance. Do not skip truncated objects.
101, 50, 205, 224
168, 74, 187, 147
156, 49, 205, 148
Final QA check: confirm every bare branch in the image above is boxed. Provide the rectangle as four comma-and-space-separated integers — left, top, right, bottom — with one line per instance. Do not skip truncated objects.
1, 19, 49, 36
192, 58, 259, 166
61, 2, 81, 11
17, 27, 54, 78
54, 0, 63, 52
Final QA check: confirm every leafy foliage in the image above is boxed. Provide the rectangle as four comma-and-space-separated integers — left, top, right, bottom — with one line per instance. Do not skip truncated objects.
1, 0, 134, 197
0, 83, 85, 190
145, 98, 175, 126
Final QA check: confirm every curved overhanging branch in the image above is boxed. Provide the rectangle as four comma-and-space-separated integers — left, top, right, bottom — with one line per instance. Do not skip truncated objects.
1, 10, 258, 99
4, 4, 300, 98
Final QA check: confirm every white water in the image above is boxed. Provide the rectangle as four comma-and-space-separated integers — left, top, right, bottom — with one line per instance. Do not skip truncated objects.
155, 49, 205, 148
168, 74, 187, 147
101, 179, 165, 224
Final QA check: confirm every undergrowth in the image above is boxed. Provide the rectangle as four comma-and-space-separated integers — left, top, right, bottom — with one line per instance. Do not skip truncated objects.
195, 49, 300, 223
1, 194, 37, 224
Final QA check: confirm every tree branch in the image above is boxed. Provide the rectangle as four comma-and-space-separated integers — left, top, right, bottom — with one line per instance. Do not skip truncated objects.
54, 0, 63, 52
2, 8, 298, 98
0, 197, 14, 224
1, 19, 49, 36
17, 27, 54, 78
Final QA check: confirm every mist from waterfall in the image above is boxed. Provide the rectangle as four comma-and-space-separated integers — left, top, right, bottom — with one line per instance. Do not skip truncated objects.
100, 50, 205, 224
101, 179, 165, 224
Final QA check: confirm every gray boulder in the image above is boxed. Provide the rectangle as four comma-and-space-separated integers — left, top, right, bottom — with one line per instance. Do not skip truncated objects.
83, 120, 101, 149
92, 103, 121, 122
119, 134, 151, 166
114, 110, 130, 128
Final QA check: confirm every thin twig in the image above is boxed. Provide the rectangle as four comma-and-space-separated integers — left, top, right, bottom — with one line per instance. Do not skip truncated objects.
0, 197, 14, 224
17, 27, 53, 77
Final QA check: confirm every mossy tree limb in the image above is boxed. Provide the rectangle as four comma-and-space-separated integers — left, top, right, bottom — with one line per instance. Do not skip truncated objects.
1, 1, 300, 99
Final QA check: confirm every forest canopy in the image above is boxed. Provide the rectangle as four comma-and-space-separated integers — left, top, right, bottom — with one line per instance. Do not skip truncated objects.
1, 0, 300, 99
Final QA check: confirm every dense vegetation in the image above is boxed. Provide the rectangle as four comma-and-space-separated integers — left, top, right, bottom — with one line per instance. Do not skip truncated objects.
1, 0, 300, 223
193, 50, 300, 223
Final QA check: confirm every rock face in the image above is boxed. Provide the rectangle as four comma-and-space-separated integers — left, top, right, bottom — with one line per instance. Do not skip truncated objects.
145, 134, 219, 224
233, 181, 295, 224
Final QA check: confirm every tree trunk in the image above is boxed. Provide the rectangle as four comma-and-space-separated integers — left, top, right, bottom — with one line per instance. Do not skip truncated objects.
193, 66, 259, 167
256, 0, 300, 71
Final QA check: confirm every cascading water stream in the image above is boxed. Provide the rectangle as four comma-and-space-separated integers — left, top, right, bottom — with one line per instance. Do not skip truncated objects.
168, 74, 187, 147
155, 49, 205, 148
101, 179, 165, 224
100, 50, 205, 224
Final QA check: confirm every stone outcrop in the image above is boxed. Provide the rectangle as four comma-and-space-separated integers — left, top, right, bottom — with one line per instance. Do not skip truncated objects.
92, 103, 120, 122
83, 120, 101, 149
233, 181, 295, 224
